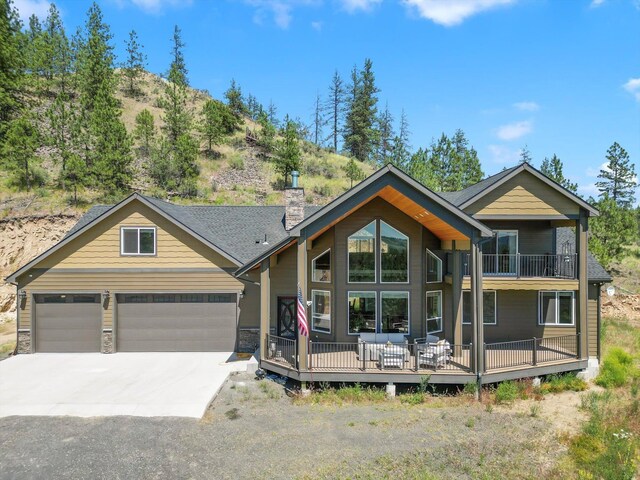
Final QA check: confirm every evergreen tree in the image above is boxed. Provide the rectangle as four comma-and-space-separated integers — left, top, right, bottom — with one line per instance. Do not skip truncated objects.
42, 4, 70, 86
596, 142, 636, 207
134, 108, 155, 157
589, 194, 636, 266
324, 70, 344, 153
273, 115, 301, 186
257, 110, 276, 156
161, 25, 191, 144
343, 59, 379, 162
0, 116, 42, 191
122, 29, 146, 97
224, 79, 245, 120
172, 133, 199, 196
25, 14, 44, 77
63, 153, 87, 205
0, 0, 24, 140
311, 92, 323, 146
519, 145, 532, 164
407, 147, 437, 189
376, 103, 394, 166
266, 100, 278, 127
540, 154, 577, 193
342, 157, 365, 188
245, 94, 262, 120
450, 129, 483, 189
46, 90, 75, 187
198, 99, 233, 154
390, 109, 410, 168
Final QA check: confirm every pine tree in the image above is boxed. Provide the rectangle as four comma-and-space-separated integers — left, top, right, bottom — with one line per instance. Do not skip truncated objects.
266, 100, 278, 127
134, 109, 155, 157
450, 129, 483, 189
519, 145, 532, 164
342, 157, 365, 188
172, 133, 199, 196
589, 194, 636, 266
257, 111, 276, 156
407, 147, 437, 189
161, 25, 191, 144
273, 115, 301, 186
343, 59, 379, 162
122, 29, 146, 97
224, 79, 245, 120
324, 70, 345, 153
46, 90, 75, 187
376, 103, 394, 166
245, 94, 262, 120
25, 14, 44, 77
311, 92, 323, 146
596, 142, 637, 207
540, 154, 577, 193
63, 153, 87, 205
0, 116, 42, 191
199, 99, 228, 154
390, 109, 410, 169
0, 0, 24, 140
42, 4, 70, 86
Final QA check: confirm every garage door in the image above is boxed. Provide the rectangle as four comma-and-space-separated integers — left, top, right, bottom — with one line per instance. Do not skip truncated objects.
116, 293, 237, 352
34, 294, 102, 353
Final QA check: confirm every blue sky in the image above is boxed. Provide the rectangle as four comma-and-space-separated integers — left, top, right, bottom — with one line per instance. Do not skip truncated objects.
14, 0, 640, 199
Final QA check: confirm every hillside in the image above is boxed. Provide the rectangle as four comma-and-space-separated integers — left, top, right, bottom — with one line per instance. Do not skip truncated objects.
0, 70, 373, 219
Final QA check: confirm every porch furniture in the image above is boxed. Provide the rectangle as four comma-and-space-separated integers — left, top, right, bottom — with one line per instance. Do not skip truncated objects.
358, 333, 409, 361
416, 340, 451, 369
378, 345, 410, 369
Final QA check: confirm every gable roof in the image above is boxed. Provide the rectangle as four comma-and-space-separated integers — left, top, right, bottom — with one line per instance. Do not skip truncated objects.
6, 193, 320, 284
450, 163, 599, 216
555, 227, 612, 283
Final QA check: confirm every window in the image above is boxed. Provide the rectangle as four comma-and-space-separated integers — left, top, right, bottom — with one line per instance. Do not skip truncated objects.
380, 292, 409, 334
312, 249, 331, 283
539, 291, 575, 325
348, 222, 376, 283
426, 249, 442, 283
481, 230, 518, 275
348, 291, 377, 334
380, 221, 408, 283
121, 227, 156, 255
311, 290, 331, 333
426, 290, 442, 334
180, 294, 206, 303
152, 294, 176, 303
462, 291, 497, 325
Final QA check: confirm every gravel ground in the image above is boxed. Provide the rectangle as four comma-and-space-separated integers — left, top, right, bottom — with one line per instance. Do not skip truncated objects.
0, 372, 564, 480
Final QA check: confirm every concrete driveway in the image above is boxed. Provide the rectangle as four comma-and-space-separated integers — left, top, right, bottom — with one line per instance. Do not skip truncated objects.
0, 352, 255, 418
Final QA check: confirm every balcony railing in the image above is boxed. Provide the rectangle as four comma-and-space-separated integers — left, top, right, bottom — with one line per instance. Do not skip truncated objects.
265, 334, 297, 369
463, 253, 576, 278
484, 334, 579, 371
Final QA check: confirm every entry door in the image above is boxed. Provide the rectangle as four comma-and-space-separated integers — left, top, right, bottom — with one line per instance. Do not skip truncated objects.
496, 231, 518, 275
277, 296, 297, 339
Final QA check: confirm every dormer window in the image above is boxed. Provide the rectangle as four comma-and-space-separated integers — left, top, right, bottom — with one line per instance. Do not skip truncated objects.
121, 227, 156, 255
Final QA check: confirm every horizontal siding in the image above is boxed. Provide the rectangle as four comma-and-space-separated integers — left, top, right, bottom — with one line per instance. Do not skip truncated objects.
462, 278, 579, 290
19, 271, 247, 330
480, 220, 555, 255
269, 245, 297, 333
466, 171, 580, 217
588, 284, 599, 358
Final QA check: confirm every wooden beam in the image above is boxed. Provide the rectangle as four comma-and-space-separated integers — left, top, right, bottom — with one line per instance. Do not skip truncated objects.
259, 259, 270, 362
297, 236, 308, 370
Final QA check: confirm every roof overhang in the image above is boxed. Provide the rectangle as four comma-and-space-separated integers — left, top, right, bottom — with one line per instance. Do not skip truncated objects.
5, 193, 242, 285
459, 163, 599, 217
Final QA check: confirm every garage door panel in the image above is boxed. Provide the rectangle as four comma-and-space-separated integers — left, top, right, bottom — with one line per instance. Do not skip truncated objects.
35, 303, 101, 353
116, 295, 236, 352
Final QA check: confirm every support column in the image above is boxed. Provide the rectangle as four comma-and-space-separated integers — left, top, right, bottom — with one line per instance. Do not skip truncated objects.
451, 241, 463, 356
470, 235, 484, 374
577, 210, 588, 359
297, 236, 308, 370
259, 258, 270, 362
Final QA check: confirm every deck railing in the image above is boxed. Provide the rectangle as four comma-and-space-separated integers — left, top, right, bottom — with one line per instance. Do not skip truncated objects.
265, 334, 297, 369
463, 253, 576, 279
484, 334, 579, 372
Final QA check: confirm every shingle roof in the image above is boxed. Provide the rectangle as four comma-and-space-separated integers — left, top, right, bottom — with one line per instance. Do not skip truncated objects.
556, 227, 612, 282
439, 165, 520, 206
66, 197, 321, 264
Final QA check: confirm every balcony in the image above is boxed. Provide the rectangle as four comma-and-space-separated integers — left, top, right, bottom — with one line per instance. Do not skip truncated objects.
463, 253, 576, 279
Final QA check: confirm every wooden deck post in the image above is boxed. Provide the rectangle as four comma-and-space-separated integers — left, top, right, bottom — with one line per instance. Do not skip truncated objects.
470, 234, 484, 375
259, 258, 271, 362
451, 242, 463, 356
297, 235, 308, 371
576, 210, 588, 359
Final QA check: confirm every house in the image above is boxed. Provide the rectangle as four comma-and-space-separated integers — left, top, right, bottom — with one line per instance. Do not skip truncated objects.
5, 163, 610, 385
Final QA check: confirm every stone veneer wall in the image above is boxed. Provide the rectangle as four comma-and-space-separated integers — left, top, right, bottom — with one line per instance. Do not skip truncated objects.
17, 331, 31, 354
238, 328, 260, 353
102, 331, 113, 354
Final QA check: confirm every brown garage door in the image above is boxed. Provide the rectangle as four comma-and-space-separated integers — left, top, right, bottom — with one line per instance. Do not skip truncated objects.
116, 293, 237, 352
34, 294, 102, 353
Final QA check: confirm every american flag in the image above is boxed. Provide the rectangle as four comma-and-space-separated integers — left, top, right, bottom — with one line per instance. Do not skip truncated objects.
297, 285, 309, 337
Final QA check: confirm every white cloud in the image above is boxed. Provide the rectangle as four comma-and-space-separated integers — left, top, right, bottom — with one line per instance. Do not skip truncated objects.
13, 0, 50, 22
496, 120, 533, 141
401, 0, 515, 26
245, 0, 319, 28
623, 77, 640, 102
114, 0, 192, 14
578, 183, 600, 198
513, 101, 539, 112
590, 0, 606, 8
488, 145, 521, 164
339, 0, 382, 13
311, 20, 323, 30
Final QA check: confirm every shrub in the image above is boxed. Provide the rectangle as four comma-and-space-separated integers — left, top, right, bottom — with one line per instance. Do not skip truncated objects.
540, 373, 588, 394
596, 348, 636, 389
495, 381, 519, 404
229, 153, 245, 170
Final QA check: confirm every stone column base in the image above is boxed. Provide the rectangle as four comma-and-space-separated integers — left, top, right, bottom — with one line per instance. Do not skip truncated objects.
577, 357, 600, 381
238, 329, 260, 353
102, 331, 114, 354
17, 331, 31, 354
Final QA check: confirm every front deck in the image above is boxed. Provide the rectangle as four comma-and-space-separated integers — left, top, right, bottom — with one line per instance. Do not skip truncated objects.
263, 334, 585, 384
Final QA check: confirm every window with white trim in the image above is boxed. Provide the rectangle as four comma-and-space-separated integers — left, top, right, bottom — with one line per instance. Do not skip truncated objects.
121, 227, 156, 255
348, 291, 377, 334
426, 290, 442, 334
311, 290, 331, 333
539, 291, 575, 325
462, 290, 497, 325
380, 291, 409, 334
380, 221, 408, 283
426, 249, 442, 283
348, 222, 376, 283
312, 249, 331, 283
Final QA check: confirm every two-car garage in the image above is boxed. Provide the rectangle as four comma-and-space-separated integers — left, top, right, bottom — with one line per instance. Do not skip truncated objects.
32, 292, 238, 353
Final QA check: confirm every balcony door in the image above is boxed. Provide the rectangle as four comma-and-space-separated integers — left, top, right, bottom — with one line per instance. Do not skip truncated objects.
482, 230, 518, 275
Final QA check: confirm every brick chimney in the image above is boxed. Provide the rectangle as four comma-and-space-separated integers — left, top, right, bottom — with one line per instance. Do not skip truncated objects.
284, 187, 305, 230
